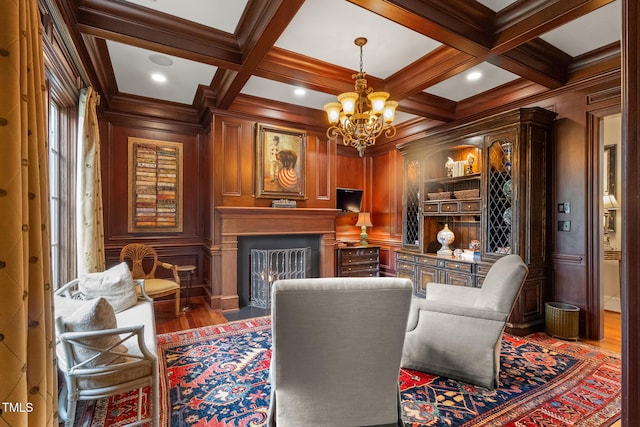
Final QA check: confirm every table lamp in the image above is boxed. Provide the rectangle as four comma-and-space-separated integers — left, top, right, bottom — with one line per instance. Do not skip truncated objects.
603, 193, 620, 248
355, 212, 373, 246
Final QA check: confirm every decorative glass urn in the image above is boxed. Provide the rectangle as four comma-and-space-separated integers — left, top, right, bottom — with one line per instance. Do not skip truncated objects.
437, 224, 455, 256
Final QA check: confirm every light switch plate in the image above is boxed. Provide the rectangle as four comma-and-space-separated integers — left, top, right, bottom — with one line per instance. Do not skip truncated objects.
558, 220, 571, 231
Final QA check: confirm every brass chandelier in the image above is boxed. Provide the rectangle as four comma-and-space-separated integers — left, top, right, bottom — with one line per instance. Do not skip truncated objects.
323, 37, 398, 157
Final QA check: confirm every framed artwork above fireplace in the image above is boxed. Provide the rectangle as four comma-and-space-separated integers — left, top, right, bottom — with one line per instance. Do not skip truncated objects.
255, 123, 306, 199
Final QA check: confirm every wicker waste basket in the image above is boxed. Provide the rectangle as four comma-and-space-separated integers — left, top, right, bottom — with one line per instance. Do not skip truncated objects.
545, 302, 580, 340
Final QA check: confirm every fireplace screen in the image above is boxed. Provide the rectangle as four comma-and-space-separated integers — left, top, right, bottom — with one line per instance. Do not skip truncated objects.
250, 247, 311, 309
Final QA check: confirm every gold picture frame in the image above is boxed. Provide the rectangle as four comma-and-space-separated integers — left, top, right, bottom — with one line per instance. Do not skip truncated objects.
128, 137, 183, 233
255, 123, 306, 199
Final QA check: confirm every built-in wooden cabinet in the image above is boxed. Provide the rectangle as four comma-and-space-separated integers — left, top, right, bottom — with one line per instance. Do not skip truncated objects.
397, 107, 557, 335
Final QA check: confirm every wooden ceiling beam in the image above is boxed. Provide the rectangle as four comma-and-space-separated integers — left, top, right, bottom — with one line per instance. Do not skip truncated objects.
212, 0, 305, 109
349, 0, 493, 56
257, 47, 384, 95
493, 0, 616, 52
385, 46, 481, 99
490, 39, 571, 89
399, 93, 457, 123
73, 0, 242, 69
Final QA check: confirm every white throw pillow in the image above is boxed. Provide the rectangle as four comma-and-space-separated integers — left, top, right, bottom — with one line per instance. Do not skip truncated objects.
60, 297, 127, 367
79, 262, 138, 313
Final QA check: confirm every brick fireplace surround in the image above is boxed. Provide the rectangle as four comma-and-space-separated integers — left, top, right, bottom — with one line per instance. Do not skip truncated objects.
215, 207, 340, 311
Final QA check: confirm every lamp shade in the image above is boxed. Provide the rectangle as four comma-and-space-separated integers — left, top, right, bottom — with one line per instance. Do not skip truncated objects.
323, 102, 342, 124
603, 194, 620, 210
368, 92, 390, 114
383, 101, 398, 123
337, 92, 358, 115
355, 212, 373, 228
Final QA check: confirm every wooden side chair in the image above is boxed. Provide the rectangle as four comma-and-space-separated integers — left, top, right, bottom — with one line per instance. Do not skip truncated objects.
119, 243, 182, 316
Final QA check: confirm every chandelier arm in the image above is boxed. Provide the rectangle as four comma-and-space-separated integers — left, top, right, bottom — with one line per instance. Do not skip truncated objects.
384, 125, 397, 140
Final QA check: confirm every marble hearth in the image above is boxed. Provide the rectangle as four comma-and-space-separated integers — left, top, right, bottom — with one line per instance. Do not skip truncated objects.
215, 207, 340, 311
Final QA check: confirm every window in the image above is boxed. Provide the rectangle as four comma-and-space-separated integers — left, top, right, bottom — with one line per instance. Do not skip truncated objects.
48, 102, 60, 287
41, 6, 81, 287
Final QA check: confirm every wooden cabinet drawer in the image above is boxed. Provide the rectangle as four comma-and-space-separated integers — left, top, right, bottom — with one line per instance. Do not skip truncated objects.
440, 202, 459, 213
396, 252, 414, 262
460, 200, 481, 212
423, 202, 439, 213
446, 271, 475, 287
341, 264, 379, 276
396, 261, 415, 272
415, 256, 437, 266
444, 260, 473, 273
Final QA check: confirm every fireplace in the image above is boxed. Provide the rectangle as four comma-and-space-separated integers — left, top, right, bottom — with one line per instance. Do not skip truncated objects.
215, 207, 340, 311
249, 246, 312, 308
238, 235, 319, 307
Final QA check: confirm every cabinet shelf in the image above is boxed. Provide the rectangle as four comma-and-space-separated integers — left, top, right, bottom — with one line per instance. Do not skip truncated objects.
424, 172, 481, 184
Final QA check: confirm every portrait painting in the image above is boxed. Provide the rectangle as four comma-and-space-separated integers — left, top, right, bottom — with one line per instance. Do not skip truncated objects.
255, 123, 306, 199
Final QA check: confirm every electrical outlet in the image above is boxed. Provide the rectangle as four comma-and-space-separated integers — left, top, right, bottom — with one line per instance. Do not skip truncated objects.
558, 202, 571, 213
558, 220, 571, 231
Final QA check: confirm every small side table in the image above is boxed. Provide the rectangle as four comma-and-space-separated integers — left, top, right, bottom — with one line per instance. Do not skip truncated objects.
177, 265, 196, 312
604, 249, 622, 279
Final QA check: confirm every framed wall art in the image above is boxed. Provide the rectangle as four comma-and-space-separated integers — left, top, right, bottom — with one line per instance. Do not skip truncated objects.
255, 123, 306, 199
127, 137, 183, 233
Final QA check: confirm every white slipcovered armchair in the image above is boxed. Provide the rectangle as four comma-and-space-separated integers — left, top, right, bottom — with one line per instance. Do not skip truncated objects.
401, 254, 528, 389
54, 268, 159, 427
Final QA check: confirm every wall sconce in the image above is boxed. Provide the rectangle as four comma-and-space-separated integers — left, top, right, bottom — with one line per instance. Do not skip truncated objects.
355, 212, 373, 246
603, 193, 620, 248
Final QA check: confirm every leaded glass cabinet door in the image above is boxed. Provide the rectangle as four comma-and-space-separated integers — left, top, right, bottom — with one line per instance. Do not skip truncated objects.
485, 136, 515, 256
402, 158, 421, 250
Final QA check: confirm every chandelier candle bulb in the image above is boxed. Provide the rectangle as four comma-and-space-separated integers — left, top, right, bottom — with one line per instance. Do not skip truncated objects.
323, 37, 397, 157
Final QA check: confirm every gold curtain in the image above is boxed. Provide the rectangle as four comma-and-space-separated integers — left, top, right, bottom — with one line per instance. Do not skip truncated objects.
0, 0, 57, 425
77, 87, 105, 274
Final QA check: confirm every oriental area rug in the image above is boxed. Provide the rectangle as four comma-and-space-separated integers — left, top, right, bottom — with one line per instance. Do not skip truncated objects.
74, 316, 621, 427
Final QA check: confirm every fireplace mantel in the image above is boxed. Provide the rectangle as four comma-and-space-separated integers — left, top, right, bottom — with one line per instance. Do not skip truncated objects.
214, 207, 340, 310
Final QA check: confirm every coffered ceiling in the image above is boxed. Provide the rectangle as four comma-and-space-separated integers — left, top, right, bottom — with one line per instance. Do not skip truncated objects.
53, 0, 621, 129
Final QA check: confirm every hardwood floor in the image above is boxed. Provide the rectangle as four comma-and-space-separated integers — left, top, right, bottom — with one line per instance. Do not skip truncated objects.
153, 298, 227, 335
155, 297, 622, 354
581, 310, 622, 353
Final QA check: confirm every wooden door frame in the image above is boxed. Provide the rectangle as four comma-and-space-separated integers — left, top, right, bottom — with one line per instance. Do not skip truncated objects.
586, 106, 621, 340
621, 0, 639, 424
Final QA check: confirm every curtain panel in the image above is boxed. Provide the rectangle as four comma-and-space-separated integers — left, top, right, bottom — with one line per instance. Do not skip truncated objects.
0, 0, 57, 425
76, 87, 105, 275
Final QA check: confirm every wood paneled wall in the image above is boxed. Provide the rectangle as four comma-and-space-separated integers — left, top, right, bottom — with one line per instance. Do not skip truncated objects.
99, 115, 208, 291
99, 73, 620, 338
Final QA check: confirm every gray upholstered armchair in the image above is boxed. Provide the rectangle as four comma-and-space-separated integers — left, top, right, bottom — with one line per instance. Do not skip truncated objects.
401, 254, 528, 389
267, 277, 413, 427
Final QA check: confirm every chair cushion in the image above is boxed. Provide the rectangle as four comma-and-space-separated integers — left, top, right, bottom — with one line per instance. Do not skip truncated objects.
59, 297, 128, 368
142, 278, 180, 294
78, 262, 138, 313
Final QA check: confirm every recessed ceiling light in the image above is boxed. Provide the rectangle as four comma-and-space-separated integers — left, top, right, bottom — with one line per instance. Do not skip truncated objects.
149, 54, 173, 66
151, 73, 167, 83
466, 71, 482, 81
294, 88, 306, 96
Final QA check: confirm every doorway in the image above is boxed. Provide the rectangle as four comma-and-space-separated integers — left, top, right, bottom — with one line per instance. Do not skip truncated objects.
601, 114, 622, 314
